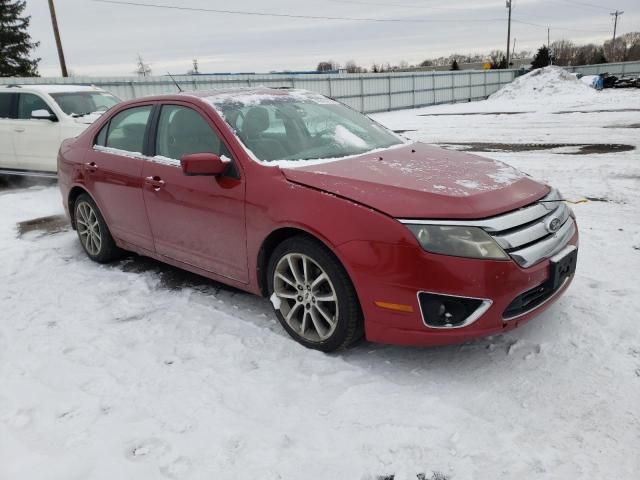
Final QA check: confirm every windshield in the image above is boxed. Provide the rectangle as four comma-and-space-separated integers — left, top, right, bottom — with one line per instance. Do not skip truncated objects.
50, 92, 120, 117
212, 93, 403, 162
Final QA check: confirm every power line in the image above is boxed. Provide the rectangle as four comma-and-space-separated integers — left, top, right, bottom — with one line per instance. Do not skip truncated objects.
91, 0, 503, 23
555, 0, 612, 12
328, 0, 440, 9
511, 18, 609, 34
91, 0, 614, 35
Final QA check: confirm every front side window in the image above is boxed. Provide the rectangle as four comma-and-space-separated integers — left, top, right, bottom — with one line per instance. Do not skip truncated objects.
105, 105, 152, 154
155, 105, 229, 160
17, 93, 53, 119
211, 93, 402, 162
50, 92, 119, 117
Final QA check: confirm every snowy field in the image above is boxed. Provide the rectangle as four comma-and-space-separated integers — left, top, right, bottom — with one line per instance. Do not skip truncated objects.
1, 70, 640, 479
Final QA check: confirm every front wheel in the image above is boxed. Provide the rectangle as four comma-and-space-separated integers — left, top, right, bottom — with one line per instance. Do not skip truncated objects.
267, 236, 363, 352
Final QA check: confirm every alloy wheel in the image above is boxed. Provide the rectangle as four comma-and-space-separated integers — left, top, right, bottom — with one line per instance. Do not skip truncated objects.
273, 253, 339, 342
76, 201, 102, 256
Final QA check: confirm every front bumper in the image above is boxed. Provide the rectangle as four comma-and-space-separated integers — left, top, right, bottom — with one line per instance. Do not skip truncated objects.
336, 230, 578, 346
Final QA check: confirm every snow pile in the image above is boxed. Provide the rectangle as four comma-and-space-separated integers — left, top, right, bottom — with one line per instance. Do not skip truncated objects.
490, 66, 596, 101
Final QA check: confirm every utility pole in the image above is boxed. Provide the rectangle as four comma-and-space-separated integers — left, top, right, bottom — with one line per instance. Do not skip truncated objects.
547, 27, 550, 47
610, 10, 624, 59
47, 0, 68, 77
506, 0, 512, 67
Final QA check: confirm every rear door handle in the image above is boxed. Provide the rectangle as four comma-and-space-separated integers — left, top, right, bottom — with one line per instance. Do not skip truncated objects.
145, 176, 165, 191
85, 161, 98, 173
14, 127, 25, 133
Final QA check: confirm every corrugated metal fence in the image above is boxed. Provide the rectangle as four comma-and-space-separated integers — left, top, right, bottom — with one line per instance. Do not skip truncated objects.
565, 60, 640, 76
3, 60, 637, 113
0, 69, 518, 114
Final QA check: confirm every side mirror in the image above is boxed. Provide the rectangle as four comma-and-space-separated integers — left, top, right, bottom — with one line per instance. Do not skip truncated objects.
180, 153, 230, 176
31, 109, 57, 121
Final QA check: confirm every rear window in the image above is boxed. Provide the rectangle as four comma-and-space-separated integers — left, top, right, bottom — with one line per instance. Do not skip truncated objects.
104, 106, 152, 154
0, 93, 14, 119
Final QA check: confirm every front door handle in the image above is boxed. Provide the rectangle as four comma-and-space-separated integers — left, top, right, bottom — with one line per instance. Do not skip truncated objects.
14, 127, 25, 133
145, 175, 165, 191
85, 161, 98, 173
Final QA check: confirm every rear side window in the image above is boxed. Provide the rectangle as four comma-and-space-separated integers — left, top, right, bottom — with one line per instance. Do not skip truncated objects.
105, 106, 152, 154
17, 93, 53, 119
0, 93, 14, 118
155, 105, 230, 160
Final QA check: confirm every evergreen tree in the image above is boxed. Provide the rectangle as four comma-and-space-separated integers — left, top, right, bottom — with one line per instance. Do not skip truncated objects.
0, 0, 40, 76
450, 59, 460, 71
531, 46, 551, 69
593, 48, 607, 64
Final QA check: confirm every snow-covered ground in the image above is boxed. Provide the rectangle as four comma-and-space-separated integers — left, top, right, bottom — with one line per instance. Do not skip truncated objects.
1, 71, 640, 479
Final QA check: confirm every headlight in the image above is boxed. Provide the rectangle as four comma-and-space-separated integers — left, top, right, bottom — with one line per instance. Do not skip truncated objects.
406, 224, 509, 260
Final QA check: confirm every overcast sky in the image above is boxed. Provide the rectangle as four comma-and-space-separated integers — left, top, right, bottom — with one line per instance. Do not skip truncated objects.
25, 0, 637, 76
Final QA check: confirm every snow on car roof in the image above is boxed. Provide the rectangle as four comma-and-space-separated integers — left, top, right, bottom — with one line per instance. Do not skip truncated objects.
184, 87, 337, 106
0, 84, 109, 94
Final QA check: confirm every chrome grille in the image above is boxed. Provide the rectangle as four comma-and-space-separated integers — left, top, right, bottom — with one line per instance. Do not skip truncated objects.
399, 189, 576, 268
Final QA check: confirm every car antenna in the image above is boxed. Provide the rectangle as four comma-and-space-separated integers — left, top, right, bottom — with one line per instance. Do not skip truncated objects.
167, 72, 183, 92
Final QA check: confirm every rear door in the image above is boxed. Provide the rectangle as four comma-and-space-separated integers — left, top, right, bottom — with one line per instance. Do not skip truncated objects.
88, 104, 154, 252
141, 102, 248, 282
11, 92, 61, 172
0, 92, 17, 170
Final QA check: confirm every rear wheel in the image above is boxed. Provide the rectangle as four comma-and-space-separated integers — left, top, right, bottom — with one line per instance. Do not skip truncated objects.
267, 236, 363, 352
74, 193, 123, 263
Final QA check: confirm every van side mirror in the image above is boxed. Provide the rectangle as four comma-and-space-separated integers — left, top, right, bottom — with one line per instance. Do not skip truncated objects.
180, 153, 230, 176
31, 109, 57, 121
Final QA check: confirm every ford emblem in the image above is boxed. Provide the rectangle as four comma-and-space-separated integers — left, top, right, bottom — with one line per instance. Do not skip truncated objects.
546, 217, 562, 233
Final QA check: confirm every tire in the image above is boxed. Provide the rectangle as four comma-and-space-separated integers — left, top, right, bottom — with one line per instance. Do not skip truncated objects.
267, 235, 364, 352
74, 193, 123, 263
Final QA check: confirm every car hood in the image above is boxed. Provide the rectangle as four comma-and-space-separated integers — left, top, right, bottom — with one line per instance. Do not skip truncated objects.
280, 142, 548, 219
72, 111, 105, 125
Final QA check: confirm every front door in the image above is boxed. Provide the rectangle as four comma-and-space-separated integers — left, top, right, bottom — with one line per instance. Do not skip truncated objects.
87, 104, 154, 252
141, 103, 248, 283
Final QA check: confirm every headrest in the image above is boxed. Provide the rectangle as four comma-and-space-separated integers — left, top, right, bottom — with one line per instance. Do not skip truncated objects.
169, 108, 212, 137
243, 106, 270, 138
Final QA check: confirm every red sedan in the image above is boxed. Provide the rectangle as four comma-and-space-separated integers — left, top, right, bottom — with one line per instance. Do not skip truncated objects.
58, 88, 578, 352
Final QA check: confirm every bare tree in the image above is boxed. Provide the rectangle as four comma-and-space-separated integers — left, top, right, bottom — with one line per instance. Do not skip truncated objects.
550, 40, 575, 66
135, 53, 151, 77
188, 58, 199, 75
604, 32, 640, 62
316, 60, 340, 72
345, 60, 366, 73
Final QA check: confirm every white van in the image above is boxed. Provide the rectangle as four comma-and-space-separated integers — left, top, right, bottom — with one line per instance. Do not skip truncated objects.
0, 84, 120, 177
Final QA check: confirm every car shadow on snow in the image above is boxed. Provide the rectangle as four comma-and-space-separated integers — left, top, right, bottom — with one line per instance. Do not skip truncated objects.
16, 214, 70, 238
0, 175, 57, 192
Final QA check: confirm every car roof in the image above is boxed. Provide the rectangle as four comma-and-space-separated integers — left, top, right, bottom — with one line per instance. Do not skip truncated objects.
180, 87, 294, 101
0, 84, 108, 94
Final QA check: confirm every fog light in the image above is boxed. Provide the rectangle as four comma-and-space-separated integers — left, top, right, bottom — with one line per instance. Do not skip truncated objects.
417, 292, 492, 329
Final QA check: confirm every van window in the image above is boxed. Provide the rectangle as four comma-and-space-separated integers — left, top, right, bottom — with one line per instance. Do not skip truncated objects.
0, 93, 15, 119
17, 93, 54, 119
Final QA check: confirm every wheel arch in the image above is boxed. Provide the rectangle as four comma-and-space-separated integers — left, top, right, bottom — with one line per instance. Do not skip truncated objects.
67, 185, 94, 229
256, 226, 351, 298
